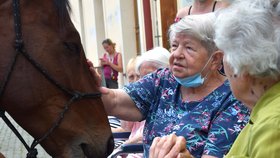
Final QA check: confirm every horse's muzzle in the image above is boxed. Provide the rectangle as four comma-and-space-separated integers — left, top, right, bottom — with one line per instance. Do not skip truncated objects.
80, 134, 114, 158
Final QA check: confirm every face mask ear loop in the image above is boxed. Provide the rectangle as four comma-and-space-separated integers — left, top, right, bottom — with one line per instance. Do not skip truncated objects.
200, 53, 214, 79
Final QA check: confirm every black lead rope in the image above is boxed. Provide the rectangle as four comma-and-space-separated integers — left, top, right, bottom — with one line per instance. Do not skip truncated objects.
0, 0, 101, 157
0, 110, 36, 157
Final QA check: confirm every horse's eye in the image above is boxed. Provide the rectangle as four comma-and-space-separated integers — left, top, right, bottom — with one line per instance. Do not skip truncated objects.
63, 42, 81, 54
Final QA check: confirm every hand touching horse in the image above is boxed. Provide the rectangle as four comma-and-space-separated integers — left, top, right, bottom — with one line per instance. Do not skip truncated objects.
0, 0, 113, 157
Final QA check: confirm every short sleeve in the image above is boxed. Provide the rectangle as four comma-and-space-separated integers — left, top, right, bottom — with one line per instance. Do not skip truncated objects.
123, 69, 166, 118
203, 96, 250, 157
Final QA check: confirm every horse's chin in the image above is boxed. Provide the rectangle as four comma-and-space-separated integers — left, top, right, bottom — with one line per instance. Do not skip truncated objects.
80, 143, 109, 158
63, 137, 113, 158
64, 144, 86, 158
80, 143, 97, 158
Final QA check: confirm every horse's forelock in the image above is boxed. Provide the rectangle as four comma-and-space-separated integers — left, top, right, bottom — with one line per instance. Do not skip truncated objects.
54, 0, 71, 23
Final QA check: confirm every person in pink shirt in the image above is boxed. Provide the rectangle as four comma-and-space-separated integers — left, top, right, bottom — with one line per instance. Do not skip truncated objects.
100, 38, 123, 89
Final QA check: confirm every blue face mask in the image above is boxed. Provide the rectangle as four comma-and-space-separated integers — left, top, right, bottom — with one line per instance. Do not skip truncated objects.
174, 73, 205, 88
174, 55, 213, 88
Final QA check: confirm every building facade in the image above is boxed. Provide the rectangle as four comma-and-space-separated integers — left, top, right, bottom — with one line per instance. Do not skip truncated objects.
69, 0, 193, 86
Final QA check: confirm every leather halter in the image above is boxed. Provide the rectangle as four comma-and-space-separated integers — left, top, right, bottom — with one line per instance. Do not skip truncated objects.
0, 0, 101, 157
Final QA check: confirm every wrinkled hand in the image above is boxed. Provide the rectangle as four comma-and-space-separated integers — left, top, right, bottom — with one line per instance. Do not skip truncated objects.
149, 133, 192, 158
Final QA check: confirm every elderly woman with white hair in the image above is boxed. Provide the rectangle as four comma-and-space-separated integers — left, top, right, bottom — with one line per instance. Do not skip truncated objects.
115, 47, 170, 158
213, 0, 280, 157
136, 47, 170, 78
90, 13, 250, 158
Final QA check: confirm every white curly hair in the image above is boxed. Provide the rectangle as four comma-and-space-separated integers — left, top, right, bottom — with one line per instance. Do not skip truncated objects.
214, 0, 280, 78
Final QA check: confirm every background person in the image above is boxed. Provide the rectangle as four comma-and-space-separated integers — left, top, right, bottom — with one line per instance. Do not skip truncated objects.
111, 57, 140, 151
91, 13, 250, 158
100, 38, 123, 89
175, 0, 229, 22
112, 47, 170, 158
125, 57, 140, 84
135, 47, 170, 78
214, 0, 280, 157
121, 47, 170, 158
100, 38, 123, 142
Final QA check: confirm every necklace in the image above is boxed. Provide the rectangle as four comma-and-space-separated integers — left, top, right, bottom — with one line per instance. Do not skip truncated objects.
108, 56, 114, 63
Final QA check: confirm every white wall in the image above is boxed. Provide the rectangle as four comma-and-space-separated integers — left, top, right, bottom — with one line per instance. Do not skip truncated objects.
69, 0, 106, 66
69, 0, 138, 87
177, 0, 193, 9
102, 0, 137, 87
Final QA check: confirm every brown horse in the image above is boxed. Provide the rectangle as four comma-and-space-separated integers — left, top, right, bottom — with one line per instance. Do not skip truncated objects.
0, 0, 113, 157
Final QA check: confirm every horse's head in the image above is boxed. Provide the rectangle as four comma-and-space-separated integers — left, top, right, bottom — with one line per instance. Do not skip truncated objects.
0, 0, 113, 157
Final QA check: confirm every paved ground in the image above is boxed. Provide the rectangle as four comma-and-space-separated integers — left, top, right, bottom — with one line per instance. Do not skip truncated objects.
0, 113, 50, 158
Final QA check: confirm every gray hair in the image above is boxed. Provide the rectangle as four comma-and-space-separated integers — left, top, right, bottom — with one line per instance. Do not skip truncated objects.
136, 47, 170, 74
169, 13, 218, 55
214, 0, 280, 78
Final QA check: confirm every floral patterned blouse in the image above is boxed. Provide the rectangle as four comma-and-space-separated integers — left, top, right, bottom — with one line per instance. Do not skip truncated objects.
123, 68, 250, 158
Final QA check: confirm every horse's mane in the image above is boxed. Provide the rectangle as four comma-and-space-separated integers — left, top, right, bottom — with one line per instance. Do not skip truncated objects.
54, 0, 71, 25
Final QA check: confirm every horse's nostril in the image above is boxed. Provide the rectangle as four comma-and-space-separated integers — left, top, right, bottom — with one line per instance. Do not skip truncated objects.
107, 135, 114, 156
80, 143, 89, 156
